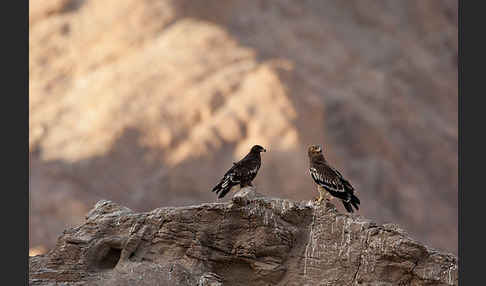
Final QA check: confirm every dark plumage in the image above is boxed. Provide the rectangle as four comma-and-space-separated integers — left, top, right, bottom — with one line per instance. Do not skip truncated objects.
307, 145, 360, 213
211, 145, 266, 199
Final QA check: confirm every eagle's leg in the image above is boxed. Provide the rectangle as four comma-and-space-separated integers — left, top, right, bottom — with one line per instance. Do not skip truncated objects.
317, 186, 326, 205
325, 190, 333, 201
314, 185, 321, 202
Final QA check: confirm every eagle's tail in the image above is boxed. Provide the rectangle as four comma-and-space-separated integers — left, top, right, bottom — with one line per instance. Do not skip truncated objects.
343, 179, 360, 212
343, 201, 354, 213
327, 183, 360, 213
211, 179, 235, 199
350, 193, 360, 210
342, 193, 360, 213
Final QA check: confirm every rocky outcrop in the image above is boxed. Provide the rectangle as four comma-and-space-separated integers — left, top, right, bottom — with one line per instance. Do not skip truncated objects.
29, 188, 457, 285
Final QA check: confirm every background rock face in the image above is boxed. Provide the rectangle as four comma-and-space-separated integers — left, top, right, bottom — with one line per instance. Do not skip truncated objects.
29, 190, 458, 286
29, 0, 458, 254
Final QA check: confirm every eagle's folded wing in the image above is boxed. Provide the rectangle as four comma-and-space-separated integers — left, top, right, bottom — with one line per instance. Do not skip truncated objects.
235, 158, 260, 178
220, 167, 241, 188
248, 162, 260, 177
309, 166, 345, 193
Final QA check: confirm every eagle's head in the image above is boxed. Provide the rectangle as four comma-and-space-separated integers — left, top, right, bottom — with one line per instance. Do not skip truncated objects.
308, 144, 323, 158
251, 145, 267, 153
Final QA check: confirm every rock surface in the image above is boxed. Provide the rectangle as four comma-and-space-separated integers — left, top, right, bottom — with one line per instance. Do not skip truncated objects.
29, 188, 457, 286
29, 0, 458, 254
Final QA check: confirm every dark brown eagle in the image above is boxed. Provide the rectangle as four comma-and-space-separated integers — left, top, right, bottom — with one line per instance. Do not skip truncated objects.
211, 145, 266, 199
307, 144, 360, 213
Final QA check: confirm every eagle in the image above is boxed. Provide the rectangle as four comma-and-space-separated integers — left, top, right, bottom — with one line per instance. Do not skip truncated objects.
307, 144, 360, 213
211, 145, 266, 199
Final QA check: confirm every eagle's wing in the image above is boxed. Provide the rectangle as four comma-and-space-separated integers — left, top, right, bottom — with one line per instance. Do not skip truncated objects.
236, 157, 261, 184
220, 165, 241, 188
212, 164, 241, 198
309, 163, 346, 193
329, 166, 356, 192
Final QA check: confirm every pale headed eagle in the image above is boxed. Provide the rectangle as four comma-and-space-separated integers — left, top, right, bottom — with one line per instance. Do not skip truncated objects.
211, 145, 266, 199
307, 144, 360, 213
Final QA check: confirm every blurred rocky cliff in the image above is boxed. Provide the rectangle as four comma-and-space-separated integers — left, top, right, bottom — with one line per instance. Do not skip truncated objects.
29, 0, 457, 254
